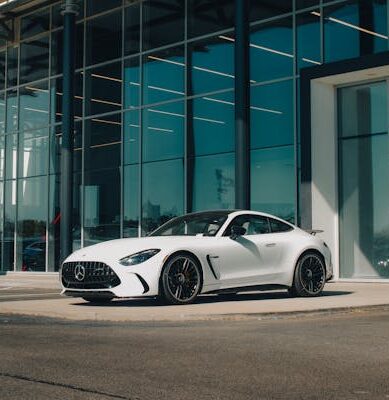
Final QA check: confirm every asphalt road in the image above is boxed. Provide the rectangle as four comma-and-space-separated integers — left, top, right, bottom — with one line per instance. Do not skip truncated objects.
1, 310, 389, 400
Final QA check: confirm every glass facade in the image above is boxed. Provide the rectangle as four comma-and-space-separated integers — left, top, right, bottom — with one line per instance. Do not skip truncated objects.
0, 0, 388, 273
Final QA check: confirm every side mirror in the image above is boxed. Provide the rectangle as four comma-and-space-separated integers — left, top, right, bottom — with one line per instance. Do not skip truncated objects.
230, 225, 246, 240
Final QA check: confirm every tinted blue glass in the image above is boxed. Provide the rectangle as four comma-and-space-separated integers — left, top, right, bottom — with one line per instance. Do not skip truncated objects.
7, 46, 18, 88
296, 0, 319, 9
20, 8, 49, 39
142, 159, 184, 235
250, 1, 292, 22
6, 90, 18, 133
3, 180, 16, 271
324, 1, 388, 63
142, 102, 184, 162
124, 110, 139, 165
250, 18, 293, 83
0, 94, 5, 134
143, 47, 185, 106
19, 81, 49, 131
297, 11, 321, 70
0, 135, 4, 179
189, 35, 234, 95
189, 91, 234, 156
124, 57, 140, 109
123, 164, 139, 238
87, 0, 121, 16
251, 146, 295, 222
20, 36, 49, 85
0, 50, 5, 91
191, 152, 235, 211
124, 2, 141, 56
251, 79, 294, 149
5, 134, 17, 180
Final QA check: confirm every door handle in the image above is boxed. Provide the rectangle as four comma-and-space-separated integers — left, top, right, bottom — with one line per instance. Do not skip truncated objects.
265, 243, 276, 247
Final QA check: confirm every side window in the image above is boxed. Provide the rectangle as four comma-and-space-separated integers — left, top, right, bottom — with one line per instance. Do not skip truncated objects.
269, 218, 293, 233
224, 215, 270, 236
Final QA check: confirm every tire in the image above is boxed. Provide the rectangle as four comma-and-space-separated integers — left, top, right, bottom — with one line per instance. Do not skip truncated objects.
289, 252, 326, 297
160, 253, 202, 305
82, 297, 113, 304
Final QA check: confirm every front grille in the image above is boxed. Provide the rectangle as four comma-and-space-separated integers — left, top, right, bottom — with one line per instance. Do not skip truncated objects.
61, 261, 121, 289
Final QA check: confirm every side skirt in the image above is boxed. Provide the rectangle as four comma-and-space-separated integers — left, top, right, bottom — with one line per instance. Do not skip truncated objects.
205, 284, 290, 295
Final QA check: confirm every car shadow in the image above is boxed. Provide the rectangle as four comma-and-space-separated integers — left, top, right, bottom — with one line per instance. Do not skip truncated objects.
73, 290, 353, 308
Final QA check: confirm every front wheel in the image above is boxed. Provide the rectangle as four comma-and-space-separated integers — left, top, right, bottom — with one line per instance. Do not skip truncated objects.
289, 252, 326, 297
160, 253, 202, 305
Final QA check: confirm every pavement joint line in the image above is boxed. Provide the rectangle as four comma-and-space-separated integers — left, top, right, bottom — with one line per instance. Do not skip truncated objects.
0, 372, 132, 400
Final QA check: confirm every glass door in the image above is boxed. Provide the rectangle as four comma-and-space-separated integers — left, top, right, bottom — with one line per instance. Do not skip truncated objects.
338, 80, 389, 279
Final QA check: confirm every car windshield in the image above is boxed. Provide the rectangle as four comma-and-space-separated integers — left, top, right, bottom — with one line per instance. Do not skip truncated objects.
149, 212, 230, 237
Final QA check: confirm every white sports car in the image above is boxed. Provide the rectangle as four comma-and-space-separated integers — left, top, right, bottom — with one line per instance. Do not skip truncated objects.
60, 210, 333, 305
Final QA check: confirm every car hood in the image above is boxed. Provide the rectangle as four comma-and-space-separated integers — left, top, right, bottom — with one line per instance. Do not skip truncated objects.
64, 235, 207, 263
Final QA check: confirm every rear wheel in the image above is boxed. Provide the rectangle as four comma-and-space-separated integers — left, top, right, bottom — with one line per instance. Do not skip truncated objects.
82, 297, 113, 304
160, 253, 202, 305
289, 252, 326, 297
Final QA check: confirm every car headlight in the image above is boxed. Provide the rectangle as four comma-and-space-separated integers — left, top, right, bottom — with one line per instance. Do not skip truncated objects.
119, 249, 160, 266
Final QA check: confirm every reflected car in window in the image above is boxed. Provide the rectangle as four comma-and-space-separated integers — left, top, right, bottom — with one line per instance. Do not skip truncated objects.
60, 210, 333, 305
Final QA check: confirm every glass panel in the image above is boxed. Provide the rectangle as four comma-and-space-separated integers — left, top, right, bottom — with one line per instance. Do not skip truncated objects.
188, 0, 234, 38
142, 159, 184, 235
0, 50, 5, 91
85, 62, 122, 117
86, 11, 122, 66
0, 93, 5, 134
143, 0, 184, 51
251, 146, 295, 222
18, 128, 48, 178
190, 153, 235, 212
20, 36, 50, 85
189, 35, 234, 95
17, 175, 47, 271
123, 110, 139, 165
250, 17, 293, 83
123, 164, 139, 238
297, 11, 321, 70
48, 174, 60, 271
0, 135, 4, 179
188, 91, 234, 156
251, 79, 294, 149
124, 2, 141, 56
143, 46, 185, 106
20, 8, 50, 39
84, 168, 121, 246
142, 102, 184, 162
124, 56, 140, 109
50, 73, 83, 124
3, 180, 16, 271
6, 89, 18, 133
324, 1, 388, 63
51, 24, 84, 75
296, 0, 319, 9
338, 81, 387, 138
87, 0, 121, 16
7, 46, 18, 88
5, 134, 17, 180
0, 181, 2, 269
84, 114, 121, 170
250, 1, 292, 23
19, 81, 49, 131
339, 134, 389, 279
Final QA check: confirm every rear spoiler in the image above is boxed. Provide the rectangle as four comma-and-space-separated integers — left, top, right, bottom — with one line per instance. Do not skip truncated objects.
305, 229, 324, 236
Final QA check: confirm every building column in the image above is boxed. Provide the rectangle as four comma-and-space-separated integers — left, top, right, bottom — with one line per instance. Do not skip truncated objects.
235, 0, 250, 210
60, 0, 78, 263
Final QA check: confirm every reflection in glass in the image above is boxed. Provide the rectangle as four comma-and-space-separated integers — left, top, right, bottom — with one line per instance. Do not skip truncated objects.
0, 94, 5, 134
86, 11, 122, 66
296, 0, 319, 9
48, 174, 60, 271
189, 35, 234, 95
143, 0, 184, 51
124, 2, 141, 56
0, 135, 4, 179
142, 102, 184, 162
123, 164, 139, 238
20, 36, 49, 85
297, 11, 321, 70
188, 0, 234, 38
6, 89, 18, 133
84, 168, 121, 246
250, 1, 292, 22
124, 110, 139, 165
5, 134, 17, 180
0, 50, 5, 91
20, 8, 49, 39
324, 1, 388, 63
191, 153, 235, 212
17, 175, 47, 271
19, 82, 49, 131
18, 128, 48, 178
124, 57, 140, 109
0, 181, 2, 269
338, 81, 387, 138
3, 180, 16, 271
251, 79, 294, 150
188, 91, 234, 156
250, 18, 293, 83
142, 159, 184, 235
7, 46, 18, 88
87, 0, 121, 16
143, 47, 185, 106
85, 62, 122, 117
84, 114, 122, 170
251, 146, 295, 222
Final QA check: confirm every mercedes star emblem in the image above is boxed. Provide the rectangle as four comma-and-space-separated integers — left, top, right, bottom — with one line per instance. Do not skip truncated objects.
74, 264, 86, 281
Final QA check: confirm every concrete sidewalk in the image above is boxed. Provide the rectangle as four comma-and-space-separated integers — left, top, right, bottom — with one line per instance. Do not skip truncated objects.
0, 273, 388, 322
